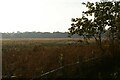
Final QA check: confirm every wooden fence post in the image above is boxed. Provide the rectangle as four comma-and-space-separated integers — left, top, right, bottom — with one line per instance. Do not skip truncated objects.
59, 53, 65, 78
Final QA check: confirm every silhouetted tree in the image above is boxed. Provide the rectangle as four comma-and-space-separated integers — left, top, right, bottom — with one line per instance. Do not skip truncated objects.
68, 1, 120, 50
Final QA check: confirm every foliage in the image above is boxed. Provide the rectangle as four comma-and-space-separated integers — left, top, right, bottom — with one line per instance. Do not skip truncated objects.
68, 1, 120, 46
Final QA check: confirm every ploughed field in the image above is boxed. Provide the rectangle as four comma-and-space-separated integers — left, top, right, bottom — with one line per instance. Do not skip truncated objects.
2, 38, 120, 79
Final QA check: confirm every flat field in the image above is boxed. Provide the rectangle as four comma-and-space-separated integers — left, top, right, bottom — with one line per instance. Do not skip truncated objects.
2, 38, 120, 79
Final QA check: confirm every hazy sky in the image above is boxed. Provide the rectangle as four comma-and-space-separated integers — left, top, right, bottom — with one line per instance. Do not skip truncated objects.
0, 0, 99, 33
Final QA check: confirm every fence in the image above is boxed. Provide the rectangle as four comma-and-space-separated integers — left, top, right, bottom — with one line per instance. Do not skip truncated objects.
33, 54, 103, 80
2, 53, 112, 80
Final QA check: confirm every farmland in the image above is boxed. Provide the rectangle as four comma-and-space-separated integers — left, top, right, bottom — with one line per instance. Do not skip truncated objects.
2, 38, 120, 79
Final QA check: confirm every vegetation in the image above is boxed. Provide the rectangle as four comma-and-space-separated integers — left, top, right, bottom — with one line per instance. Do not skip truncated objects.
2, 39, 94, 78
68, 1, 120, 49
2, 39, 120, 79
2, 1, 120, 80
2, 32, 81, 38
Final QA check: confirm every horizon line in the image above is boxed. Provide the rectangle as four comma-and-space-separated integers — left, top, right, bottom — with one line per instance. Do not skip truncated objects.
0, 31, 69, 33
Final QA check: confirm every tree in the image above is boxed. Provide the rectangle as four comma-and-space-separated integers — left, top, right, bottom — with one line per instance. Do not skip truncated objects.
68, 1, 120, 50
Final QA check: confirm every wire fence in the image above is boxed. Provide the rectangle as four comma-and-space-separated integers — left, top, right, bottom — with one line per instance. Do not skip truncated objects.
35, 55, 103, 79
2, 53, 116, 80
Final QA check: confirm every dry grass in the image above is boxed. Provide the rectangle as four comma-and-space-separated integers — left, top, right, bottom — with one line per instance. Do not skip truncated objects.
2, 38, 120, 78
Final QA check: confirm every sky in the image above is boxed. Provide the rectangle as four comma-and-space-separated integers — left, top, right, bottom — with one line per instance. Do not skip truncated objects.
0, 0, 100, 33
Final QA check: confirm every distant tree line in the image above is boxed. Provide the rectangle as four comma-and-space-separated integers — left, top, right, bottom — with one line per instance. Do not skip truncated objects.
2, 31, 82, 38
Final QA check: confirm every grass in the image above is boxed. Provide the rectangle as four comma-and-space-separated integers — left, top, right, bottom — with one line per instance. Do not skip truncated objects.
2, 38, 120, 79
